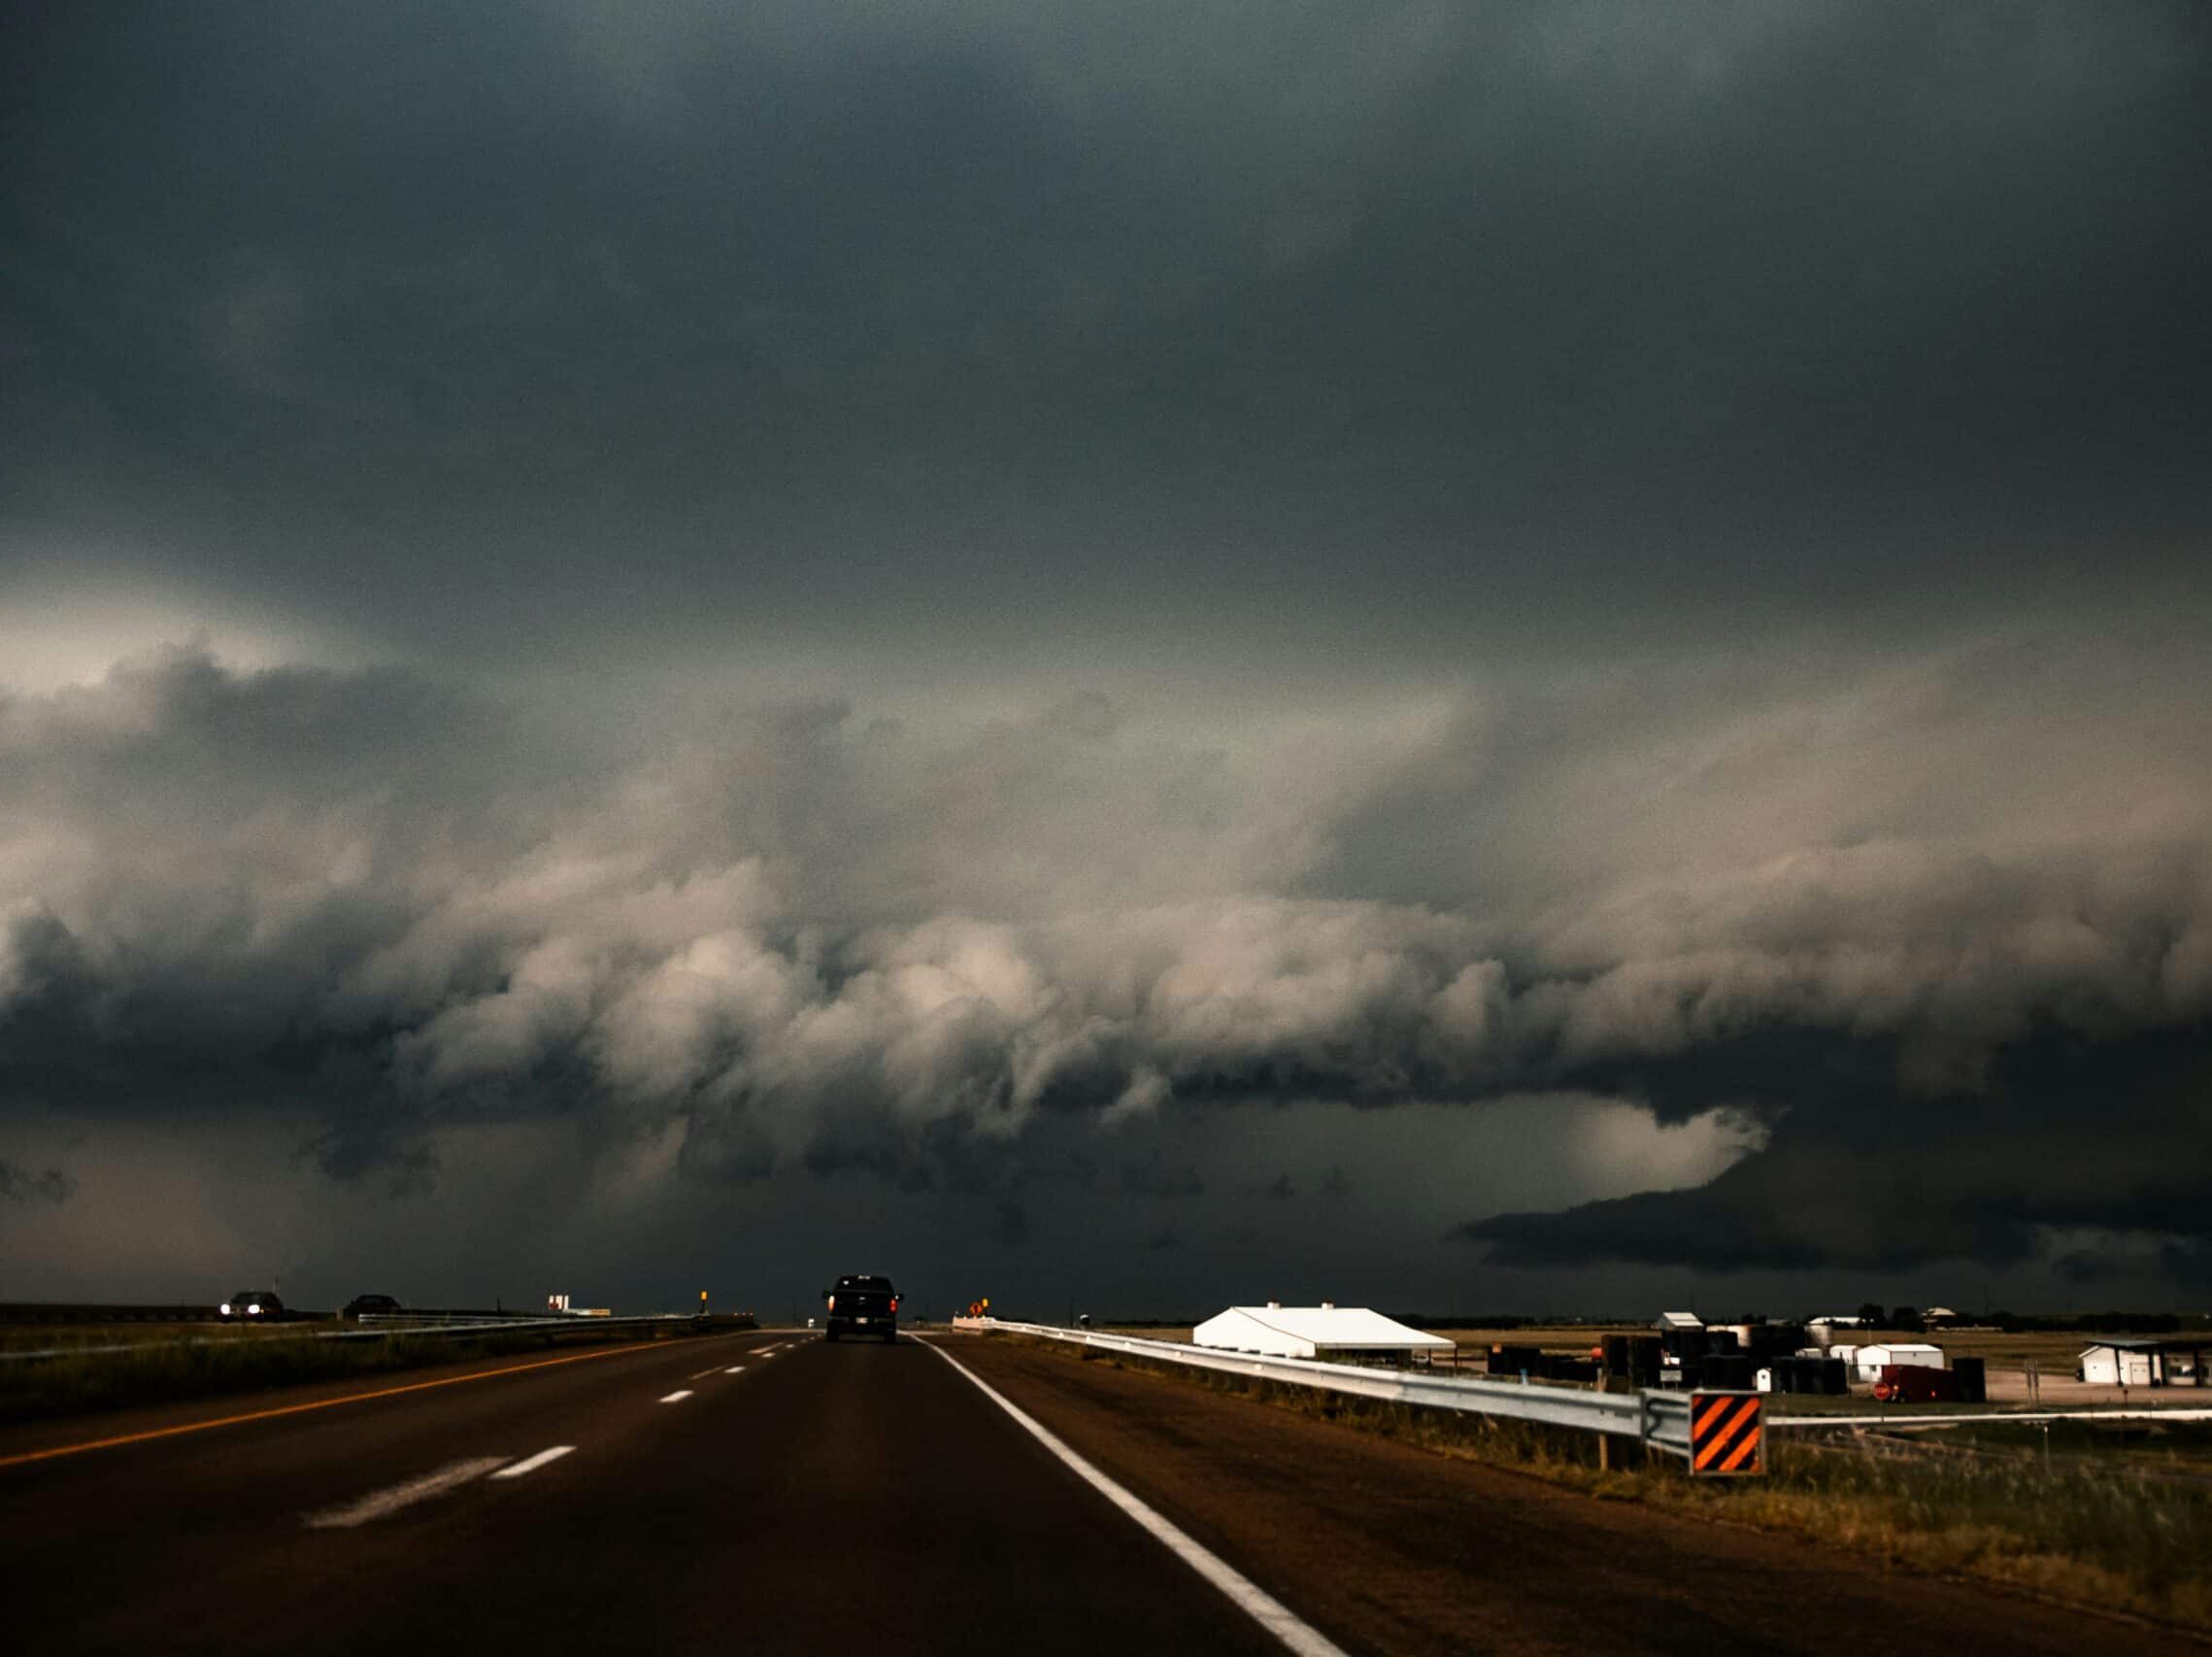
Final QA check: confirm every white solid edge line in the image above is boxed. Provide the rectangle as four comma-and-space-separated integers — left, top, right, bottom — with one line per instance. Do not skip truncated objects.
658, 1389, 694, 1403
491, 1445, 575, 1479
305, 1456, 509, 1528
922, 1340, 1349, 1657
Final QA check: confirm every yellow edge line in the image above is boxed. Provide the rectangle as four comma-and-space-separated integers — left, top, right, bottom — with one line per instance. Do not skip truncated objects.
1, 1338, 694, 1471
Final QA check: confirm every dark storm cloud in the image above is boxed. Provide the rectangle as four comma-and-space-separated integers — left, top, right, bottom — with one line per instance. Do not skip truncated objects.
1462, 1028, 2212, 1274
4, 5, 2211, 1301
1121, 1155, 1204, 1200
4, 622, 2209, 1278
0, 1160, 77, 1204
6, 3, 2208, 658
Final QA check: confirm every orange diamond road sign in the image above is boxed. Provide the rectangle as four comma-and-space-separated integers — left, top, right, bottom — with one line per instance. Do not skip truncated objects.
1689, 1391, 1764, 1475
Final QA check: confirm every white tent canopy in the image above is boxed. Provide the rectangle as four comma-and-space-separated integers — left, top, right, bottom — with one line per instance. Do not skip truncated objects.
1193, 1303, 1454, 1360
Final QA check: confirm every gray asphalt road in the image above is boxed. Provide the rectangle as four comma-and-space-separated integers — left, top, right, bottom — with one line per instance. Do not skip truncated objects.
0, 1330, 1287, 1656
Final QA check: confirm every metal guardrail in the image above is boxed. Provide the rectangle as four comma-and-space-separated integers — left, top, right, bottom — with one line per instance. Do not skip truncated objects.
951, 1318, 1724, 1463
287, 1312, 701, 1346
351, 1311, 564, 1330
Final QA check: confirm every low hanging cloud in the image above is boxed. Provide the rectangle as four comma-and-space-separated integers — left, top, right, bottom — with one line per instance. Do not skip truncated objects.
2, 638, 2209, 1279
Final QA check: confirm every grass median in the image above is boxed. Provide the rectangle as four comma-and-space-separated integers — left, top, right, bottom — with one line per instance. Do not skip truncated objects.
0, 1317, 753, 1426
1005, 1334, 2212, 1634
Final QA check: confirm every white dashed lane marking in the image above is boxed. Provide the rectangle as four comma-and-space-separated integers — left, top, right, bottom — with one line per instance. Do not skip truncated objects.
305, 1457, 508, 1529
658, 1390, 694, 1403
723, 1365, 746, 1374
491, 1446, 574, 1479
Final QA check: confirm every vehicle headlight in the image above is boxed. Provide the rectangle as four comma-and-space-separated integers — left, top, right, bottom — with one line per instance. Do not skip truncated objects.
219, 1302, 231, 1315
248, 1303, 261, 1314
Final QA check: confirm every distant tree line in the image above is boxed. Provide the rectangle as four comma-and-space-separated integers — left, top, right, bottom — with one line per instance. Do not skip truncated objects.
1846, 1303, 2207, 1335
1985, 1309, 2205, 1334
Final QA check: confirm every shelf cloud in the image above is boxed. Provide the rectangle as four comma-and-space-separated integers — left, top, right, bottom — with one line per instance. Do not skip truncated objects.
4, 636, 2205, 1286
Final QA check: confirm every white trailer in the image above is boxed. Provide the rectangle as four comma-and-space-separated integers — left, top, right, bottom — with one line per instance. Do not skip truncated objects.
1852, 1342, 1945, 1383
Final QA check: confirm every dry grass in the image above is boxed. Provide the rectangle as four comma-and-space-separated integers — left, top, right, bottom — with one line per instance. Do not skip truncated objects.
0, 1321, 308, 1354
0, 1321, 715, 1424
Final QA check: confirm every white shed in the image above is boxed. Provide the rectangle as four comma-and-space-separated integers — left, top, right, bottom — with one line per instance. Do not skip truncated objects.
1192, 1302, 1455, 1362
1852, 1342, 1946, 1382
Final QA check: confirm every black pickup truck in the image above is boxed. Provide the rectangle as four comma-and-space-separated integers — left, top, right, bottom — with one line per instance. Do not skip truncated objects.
822, 1274, 898, 1342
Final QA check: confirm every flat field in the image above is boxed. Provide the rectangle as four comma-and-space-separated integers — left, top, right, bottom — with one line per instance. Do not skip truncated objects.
1103, 1322, 2212, 1411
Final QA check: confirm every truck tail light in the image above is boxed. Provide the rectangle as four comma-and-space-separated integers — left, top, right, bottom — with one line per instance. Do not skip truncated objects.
890, 1298, 899, 1312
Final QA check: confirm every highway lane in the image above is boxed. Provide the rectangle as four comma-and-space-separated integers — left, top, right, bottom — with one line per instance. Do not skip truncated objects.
1, 1331, 1290, 1656
2, 1327, 785, 1649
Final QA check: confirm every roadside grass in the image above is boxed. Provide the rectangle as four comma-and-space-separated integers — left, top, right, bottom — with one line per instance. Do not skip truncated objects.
1712, 1436, 2212, 1630
1019, 1336, 2212, 1633
1907, 1416, 2212, 1471
0, 1322, 714, 1425
0, 1321, 299, 1354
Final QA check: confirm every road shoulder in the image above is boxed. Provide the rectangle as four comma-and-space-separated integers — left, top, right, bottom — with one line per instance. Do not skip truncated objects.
935, 1335, 2193, 1657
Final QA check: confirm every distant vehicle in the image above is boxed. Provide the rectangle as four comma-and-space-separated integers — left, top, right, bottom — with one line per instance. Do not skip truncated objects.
218, 1290, 284, 1322
822, 1274, 898, 1343
342, 1294, 403, 1319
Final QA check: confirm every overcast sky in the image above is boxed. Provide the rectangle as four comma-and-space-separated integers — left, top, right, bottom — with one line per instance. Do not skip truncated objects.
4, 2, 2208, 1319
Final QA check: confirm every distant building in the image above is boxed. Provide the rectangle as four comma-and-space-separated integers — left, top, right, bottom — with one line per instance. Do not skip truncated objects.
2078, 1338, 2208, 1387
